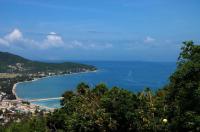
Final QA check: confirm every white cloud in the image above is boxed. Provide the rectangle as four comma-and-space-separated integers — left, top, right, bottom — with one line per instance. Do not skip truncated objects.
85, 42, 113, 50
67, 40, 113, 50
0, 29, 64, 49
42, 32, 64, 48
71, 40, 83, 47
0, 28, 113, 50
46, 32, 63, 44
5, 28, 23, 42
48, 32, 57, 35
0, 38, 9, 46
0, 29, 24, 47
144, 36, 155, 43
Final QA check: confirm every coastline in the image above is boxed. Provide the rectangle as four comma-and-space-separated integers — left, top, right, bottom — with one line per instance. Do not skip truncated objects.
12, 77, 41, 100
12, 70, 98, 109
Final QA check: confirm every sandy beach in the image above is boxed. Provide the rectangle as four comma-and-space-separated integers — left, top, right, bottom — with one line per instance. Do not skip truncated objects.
12, 83, 19, 100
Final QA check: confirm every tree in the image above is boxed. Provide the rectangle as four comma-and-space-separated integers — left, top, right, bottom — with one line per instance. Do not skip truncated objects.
60, 91, 74, 106
100, 87, 139, 131
76, 82, 90, 95
165, 41, 200, 131
92, 83, 108, 96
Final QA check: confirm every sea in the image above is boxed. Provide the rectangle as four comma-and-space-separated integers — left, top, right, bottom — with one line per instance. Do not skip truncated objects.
16, 61, 176, 108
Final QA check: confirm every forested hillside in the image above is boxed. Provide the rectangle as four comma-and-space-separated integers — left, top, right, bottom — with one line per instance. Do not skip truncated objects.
0, 52, 96, 73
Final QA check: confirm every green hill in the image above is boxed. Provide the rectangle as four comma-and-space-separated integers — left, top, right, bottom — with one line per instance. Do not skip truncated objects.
0, 51, 96, 73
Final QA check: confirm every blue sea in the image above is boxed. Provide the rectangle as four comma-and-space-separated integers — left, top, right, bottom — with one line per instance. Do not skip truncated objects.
16, 61, 176, 108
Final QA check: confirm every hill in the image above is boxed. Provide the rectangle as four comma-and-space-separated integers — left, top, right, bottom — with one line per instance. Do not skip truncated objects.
0, 52, 96, 73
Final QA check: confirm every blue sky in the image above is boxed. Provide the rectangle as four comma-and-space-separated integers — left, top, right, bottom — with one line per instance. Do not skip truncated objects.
0, 0, 200, 61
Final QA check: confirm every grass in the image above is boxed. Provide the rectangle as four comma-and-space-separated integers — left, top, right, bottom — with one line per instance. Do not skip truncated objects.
0, 73, 20, 78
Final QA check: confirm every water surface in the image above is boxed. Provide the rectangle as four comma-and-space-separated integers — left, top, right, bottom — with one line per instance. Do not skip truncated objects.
16, 61, 176, 108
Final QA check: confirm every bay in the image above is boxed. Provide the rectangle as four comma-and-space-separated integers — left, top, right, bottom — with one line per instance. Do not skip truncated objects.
16, 61, 176, 108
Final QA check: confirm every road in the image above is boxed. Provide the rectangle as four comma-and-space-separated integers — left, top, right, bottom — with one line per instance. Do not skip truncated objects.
28, 97, 64, 102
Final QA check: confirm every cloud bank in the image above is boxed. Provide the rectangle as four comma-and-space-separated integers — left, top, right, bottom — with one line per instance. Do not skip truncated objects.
0, 28, 113, 50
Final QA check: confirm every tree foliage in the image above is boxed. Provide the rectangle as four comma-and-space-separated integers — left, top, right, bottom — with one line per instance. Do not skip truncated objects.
165, 41, 200, 131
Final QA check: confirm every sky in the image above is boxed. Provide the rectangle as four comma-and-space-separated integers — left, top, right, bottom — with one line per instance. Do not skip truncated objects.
0, 0, 200, 61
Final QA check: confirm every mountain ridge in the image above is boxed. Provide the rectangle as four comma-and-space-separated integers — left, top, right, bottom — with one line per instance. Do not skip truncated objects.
0, 51, 96, 73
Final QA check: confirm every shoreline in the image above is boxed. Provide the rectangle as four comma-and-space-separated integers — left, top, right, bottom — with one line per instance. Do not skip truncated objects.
12, 77, 41, 100
12, 70, 98, 109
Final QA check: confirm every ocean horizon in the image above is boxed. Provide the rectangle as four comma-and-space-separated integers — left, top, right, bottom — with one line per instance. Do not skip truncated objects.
16, 61, 176, 108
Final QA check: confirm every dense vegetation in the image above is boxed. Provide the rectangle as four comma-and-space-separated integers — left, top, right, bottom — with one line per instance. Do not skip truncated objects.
0, 52, 96, 73
0, 75, 33, 100
1, 41, 200, 131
